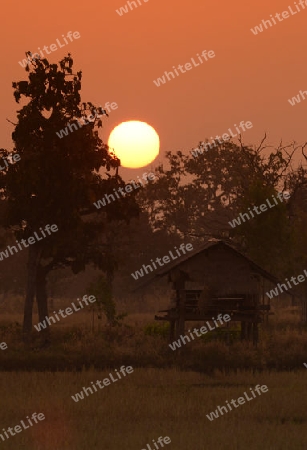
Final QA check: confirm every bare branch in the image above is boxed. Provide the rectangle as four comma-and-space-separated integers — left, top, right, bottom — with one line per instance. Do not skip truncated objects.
6, 118, 17, 126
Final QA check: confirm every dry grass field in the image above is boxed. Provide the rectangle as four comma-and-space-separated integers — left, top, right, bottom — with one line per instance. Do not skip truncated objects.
0, 369, 306, 450
1, 299, 307, 449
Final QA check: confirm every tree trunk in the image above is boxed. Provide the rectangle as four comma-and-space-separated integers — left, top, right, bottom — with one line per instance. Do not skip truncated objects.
23, 243, 43, 340
36, 264, 50, 343
106, 267, 116, 326
105, 231, 116, 326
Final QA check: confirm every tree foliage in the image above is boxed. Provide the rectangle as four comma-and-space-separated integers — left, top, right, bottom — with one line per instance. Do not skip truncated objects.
137, 137, 307, 278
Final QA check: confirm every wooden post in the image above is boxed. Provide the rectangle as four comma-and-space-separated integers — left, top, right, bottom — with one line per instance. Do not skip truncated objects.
226, 320, 230, 346
247, 322, 252, 341
170, 320, 175, 340
252, 321, 258, 346
178, 289, 186, 337
302, 298, 307, 324
241, 321, 246, 340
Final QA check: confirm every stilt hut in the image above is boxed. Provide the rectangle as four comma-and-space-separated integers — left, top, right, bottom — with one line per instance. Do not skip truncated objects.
136, 240, 293, 345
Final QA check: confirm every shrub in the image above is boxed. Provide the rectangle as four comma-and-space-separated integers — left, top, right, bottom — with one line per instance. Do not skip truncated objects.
144, 322, 170, 337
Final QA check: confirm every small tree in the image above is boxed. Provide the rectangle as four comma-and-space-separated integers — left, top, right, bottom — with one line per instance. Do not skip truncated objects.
87, 275, 126, 330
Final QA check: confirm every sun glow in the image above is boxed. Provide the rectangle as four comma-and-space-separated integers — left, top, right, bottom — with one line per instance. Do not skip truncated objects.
108, 121, 160, 168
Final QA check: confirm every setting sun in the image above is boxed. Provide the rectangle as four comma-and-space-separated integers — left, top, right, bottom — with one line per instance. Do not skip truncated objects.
108, 121, 160, 168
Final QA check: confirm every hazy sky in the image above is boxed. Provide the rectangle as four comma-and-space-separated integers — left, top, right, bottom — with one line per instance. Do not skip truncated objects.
1, 0, 307, 179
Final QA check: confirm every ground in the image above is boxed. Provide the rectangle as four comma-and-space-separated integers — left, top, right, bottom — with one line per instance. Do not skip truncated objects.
0, 300, 306, 449
0, 369, 306, 450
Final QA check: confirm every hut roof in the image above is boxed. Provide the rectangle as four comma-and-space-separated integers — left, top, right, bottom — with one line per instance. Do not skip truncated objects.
132, 239, 294, 297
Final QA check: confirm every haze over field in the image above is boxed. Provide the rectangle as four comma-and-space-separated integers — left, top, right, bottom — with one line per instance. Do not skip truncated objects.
1, 1, 307, 449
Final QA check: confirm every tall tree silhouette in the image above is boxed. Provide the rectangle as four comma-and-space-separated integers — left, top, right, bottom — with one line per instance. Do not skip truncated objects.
2, 53, 138, 340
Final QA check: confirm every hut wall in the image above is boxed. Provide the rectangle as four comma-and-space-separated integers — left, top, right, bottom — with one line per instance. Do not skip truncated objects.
174, 246, 262, 301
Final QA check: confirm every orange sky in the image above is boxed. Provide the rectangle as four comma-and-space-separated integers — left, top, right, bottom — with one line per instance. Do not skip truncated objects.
1, 0, 307, 179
